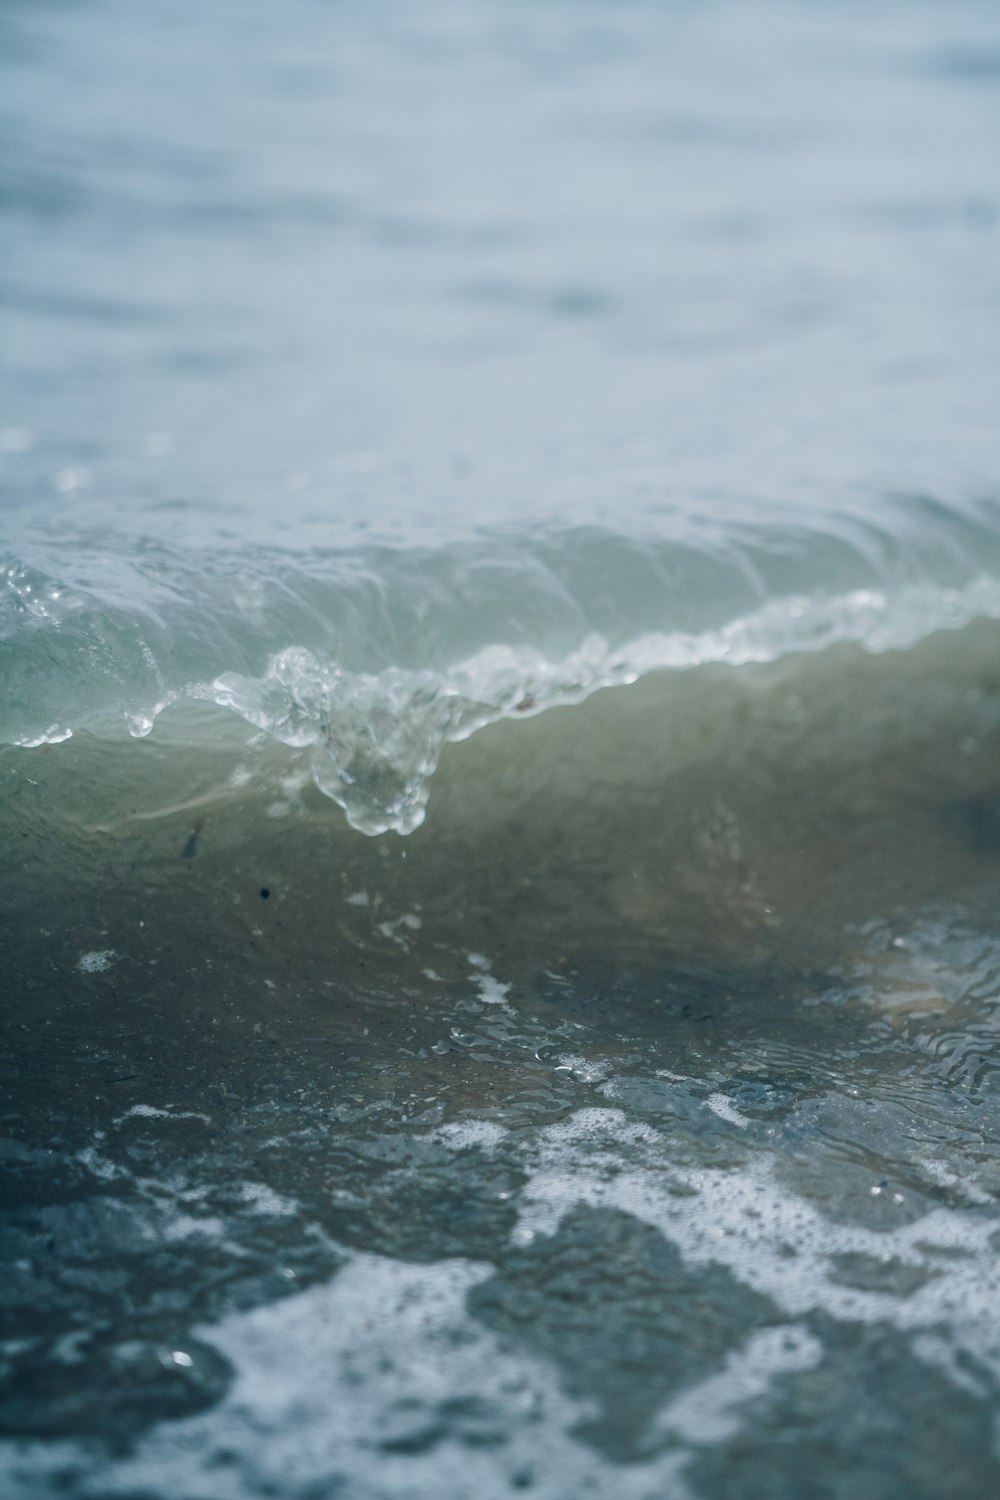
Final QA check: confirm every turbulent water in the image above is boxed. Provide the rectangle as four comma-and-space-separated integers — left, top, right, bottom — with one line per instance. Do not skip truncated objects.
3, 0, 1000, 1495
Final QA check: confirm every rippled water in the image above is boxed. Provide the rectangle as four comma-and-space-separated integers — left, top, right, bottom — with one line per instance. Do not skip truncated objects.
3, 0, 1000, 1495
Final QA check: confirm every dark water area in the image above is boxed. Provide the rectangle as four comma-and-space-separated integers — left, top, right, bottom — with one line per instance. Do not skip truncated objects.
3, 0, 1000, 1494
6, 636, 1000, 1494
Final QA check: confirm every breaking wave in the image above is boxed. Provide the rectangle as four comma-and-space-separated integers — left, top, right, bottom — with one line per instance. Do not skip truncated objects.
3, 495, 1000, 832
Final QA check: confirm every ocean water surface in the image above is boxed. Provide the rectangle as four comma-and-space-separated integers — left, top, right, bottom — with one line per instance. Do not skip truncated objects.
3, 0, 1000, 1495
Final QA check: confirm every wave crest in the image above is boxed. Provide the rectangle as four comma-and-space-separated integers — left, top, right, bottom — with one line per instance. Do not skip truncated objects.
206, 577, 1000, 833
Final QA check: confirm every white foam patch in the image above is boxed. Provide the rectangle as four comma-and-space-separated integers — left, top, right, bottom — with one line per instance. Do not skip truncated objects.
430, 1120, 508, 1153
917, 1156, 992, 1206
514, 1108, 1000, 1389
237, 1182, 299, 1217
162, 1214, 228, 1245
477, 976, 511, 1006
75, 1146, 128, 1181
706, 1092, 751, 1128
378, 912, 423, 945
655, 1325, 823, 1444
2, 1257, 696, 1500
76, 949, 116, 973
554, 1053, 612, 1083
116, 1105, 212, 1125
8, 1102, 1000, 1498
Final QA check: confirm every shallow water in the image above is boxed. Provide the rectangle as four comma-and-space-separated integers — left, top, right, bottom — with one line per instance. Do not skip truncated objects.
6, 636, 1000, 1495
3, 0, 1000, 1495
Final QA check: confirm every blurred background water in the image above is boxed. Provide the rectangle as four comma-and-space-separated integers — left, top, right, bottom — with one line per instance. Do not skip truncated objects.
3, 0, 999, 516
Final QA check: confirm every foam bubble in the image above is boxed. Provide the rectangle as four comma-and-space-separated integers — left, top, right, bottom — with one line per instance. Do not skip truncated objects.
476, 976, 511, 1006
116, 1105, 212, 1124
76, 949, 116, 974
706, 1093, 751, 1128
430, 1121, 508, 1154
